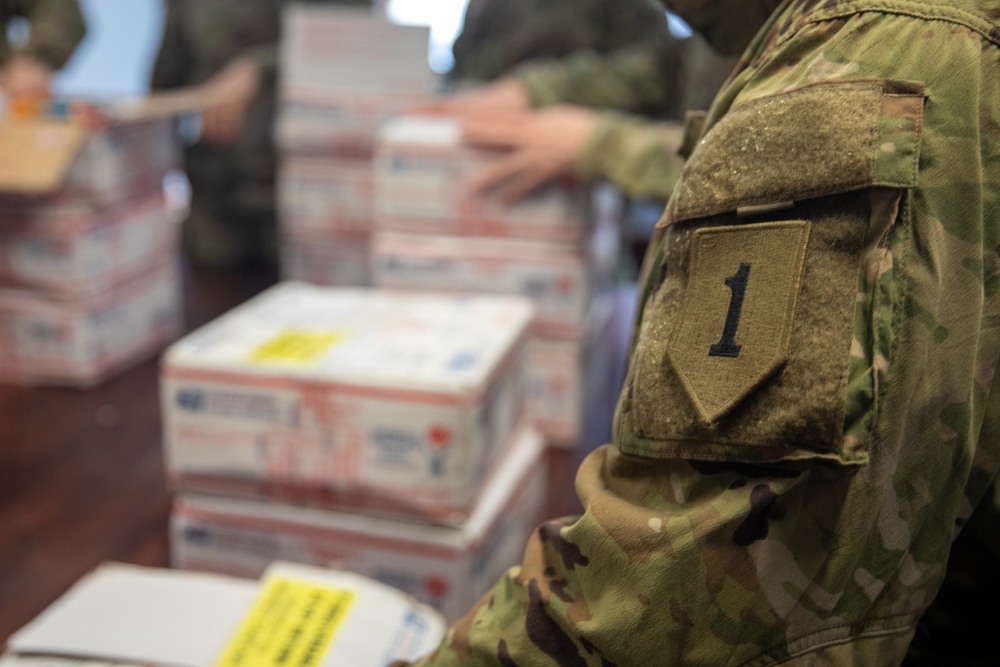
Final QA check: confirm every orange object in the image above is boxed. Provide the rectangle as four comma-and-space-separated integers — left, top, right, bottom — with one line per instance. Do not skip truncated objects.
7, 94, 48, 120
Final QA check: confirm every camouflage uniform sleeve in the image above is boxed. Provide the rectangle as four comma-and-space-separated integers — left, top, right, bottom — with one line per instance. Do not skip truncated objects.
404, 1, 1000, 664
575, 110, 685, 199
451, 0, 670, 85
514, 37, 684, 116
8, 0, 86, 70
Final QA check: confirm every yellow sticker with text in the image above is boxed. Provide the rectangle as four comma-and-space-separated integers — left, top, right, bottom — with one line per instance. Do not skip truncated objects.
216, 577, 356, 667
249, 330, 346, 366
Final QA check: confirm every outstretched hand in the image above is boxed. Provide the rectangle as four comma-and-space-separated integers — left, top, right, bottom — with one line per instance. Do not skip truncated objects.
462, 105, 596, 203
415, 76, 532, 118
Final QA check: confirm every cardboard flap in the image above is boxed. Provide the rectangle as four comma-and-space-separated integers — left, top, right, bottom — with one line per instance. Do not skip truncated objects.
0, 120, 87, 195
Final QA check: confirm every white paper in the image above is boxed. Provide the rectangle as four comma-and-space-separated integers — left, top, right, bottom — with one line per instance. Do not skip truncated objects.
8, 563, 258, 667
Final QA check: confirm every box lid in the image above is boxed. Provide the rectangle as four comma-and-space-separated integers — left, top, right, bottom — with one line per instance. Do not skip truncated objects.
0, 120, 87, 195
0, 88, 208, 197
164, 282, 535, 395
7, 561, 445, 667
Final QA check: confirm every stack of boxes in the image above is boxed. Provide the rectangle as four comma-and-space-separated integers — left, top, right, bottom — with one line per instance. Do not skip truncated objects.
372, 116, 623, 449
164, 282, 547, 620
0, 114, 184, 387
275, 5, 437, 286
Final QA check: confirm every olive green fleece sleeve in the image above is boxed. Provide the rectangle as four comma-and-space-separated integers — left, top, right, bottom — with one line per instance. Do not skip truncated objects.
515, 37, 684, 116
576, 110, 685, 199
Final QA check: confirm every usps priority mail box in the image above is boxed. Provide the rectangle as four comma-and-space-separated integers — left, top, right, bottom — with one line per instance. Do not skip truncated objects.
0, 192, 178, 297
280, 5, 434, 100
279, 228, 371, 287
372, 232, 598, 333
162, 282, 534, 524
171, 426, 546, 622
374, 117, 590, 244
0, 116, 178, 207
276, 6, 436, 156
0, 259, 182, 387
525, 292, 617, 447
278, 156, 374, 236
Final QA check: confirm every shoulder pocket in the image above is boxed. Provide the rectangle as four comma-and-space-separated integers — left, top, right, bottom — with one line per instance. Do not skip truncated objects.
617, 79, 924, 467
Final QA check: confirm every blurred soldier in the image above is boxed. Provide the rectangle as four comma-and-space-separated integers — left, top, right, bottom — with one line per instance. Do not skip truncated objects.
0, 0, 86, 97
398, 0, 1000, 664
451, 0, 671, 86
150, 0, 369, 268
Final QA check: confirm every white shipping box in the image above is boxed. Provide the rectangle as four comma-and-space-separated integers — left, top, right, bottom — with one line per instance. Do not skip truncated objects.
279, 229, 371, 287
374, 117, 590, 243
280, 6, 435, 99
276, 6, 436, 155
278, 156, 373, 236
162, 283, 534, 524
373, 232, 600, 333
0, 193, 179, 296
276, 94, 430, 157
0, 259, 183, 387
526, 293, 617, 447
0, 117, 179, 207
172, 426, 546, 622
4, 561, 444, 667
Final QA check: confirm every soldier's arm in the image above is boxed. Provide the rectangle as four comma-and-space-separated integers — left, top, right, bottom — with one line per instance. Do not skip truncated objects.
576, 110, 685, 199
400, 1, 1000, 664
514, 36, 686, 117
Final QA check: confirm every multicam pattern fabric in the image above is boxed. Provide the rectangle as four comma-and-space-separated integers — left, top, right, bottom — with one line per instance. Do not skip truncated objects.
403, 0, 1000, 664
0, 0, 85, 70
451, 0, 672, 85
515, 29, 735, 200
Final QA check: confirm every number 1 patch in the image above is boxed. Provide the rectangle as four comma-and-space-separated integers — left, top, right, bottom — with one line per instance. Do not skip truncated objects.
667, 221, 811, 423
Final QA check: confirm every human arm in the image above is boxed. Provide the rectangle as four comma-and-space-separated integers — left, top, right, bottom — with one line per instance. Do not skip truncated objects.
513, 36, 685, 116
462, 106, 684, 201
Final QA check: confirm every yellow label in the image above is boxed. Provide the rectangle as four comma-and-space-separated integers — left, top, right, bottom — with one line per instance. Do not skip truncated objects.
249, 330, 346, 366
216, 578, 356, 667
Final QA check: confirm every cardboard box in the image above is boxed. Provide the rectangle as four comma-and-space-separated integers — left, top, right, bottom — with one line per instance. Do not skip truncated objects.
0, 116, 178, 207
276, 6, 436, 156
372, 231, 614, 334
278, 156, 374, 236
172, 426, 546, 622
0, 193, 179, 296
277, 94, 430, 157
0, 259, 182, 387
4, 561, 445, 667
526, 293, 618, 447
280, 6, 435, 100
162, 282, 534, 524
374, 117, 590, 243
279, 229, 371, 287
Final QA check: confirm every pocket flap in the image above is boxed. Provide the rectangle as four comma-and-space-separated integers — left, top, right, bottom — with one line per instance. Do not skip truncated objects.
662, 79, 924, 225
